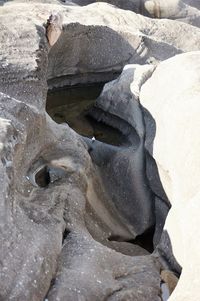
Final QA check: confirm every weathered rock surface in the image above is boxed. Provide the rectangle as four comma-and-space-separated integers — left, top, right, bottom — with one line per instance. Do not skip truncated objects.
1, 1, 200, 89
88, 65, 156, 236
47, 236, 161, 301
88, 64, 171, 246
146, 0, 200, 28
0, 80, 160, 300
61, 0, 200, 21
62, 0, 145, 13
89, 50, 200, 301
1, 0, 200, 300
46, 2, 200, 87
0, 1, 164, 301
60, 0, 200, 29
140, 51, 200, 301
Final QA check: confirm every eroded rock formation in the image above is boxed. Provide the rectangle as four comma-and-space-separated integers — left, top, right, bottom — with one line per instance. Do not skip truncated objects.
0, 0, 200, 301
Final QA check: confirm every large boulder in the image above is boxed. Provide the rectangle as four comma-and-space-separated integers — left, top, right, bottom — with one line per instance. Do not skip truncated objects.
2, 1, 200, 88
142, 0, 200, 28
1, 0, 200, 300
63, 0, 200, 29
46, 2, 200, 87
0, 86, 162, 300
0, 1, 163, 300
62, 0, 144, 13
140, 51, 200, 301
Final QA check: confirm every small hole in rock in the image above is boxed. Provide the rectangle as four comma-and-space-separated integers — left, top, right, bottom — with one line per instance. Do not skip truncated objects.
62, 229, 70, 244
128, 227, 155, 253
35, 166, 50, 188
108, 226, 155, 253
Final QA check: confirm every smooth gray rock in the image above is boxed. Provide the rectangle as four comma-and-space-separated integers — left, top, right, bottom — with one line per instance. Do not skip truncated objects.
89, 64, 170, 246
88, 65, 156, 238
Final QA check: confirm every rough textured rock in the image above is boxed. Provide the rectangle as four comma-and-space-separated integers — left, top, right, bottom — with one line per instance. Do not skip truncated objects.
140, 51, 200, 301
0, 1, 164, 301
46, 2, 200, 87
0, 84, 160, 300
8, 1, 199, 87
1, 1, 200, 88
2, 0, 200, 300
47, 236, 161, 301
62, 0, 145, 12
60, 0, 200, 29
61, 0, 200, 21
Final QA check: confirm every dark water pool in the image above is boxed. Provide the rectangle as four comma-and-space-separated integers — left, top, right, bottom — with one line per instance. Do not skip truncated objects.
46, 85, 126, 146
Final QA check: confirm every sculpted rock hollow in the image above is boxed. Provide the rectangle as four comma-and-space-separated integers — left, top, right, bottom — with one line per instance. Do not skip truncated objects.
0, 0, 200, 300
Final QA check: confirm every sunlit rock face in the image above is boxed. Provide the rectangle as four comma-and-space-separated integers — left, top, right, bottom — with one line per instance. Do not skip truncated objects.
60, 0, 200, 28
1, 0, 200, 300
140, 51, 200, 301
141, 0, 200, 29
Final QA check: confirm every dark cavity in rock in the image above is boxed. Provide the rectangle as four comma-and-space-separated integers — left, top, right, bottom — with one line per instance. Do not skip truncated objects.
35, 165, 51, 188
108, 226, 155, 253
46, 84, 127, 146
62, 229, 70, 244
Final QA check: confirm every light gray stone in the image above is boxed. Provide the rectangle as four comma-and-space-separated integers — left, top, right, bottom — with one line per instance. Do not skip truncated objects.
140, 51, 200, 301
143, 0, 200, 28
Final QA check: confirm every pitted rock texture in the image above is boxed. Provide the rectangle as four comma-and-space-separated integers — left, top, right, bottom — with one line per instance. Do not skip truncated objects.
46, 2, 200, 87
1, 1, 200, 89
